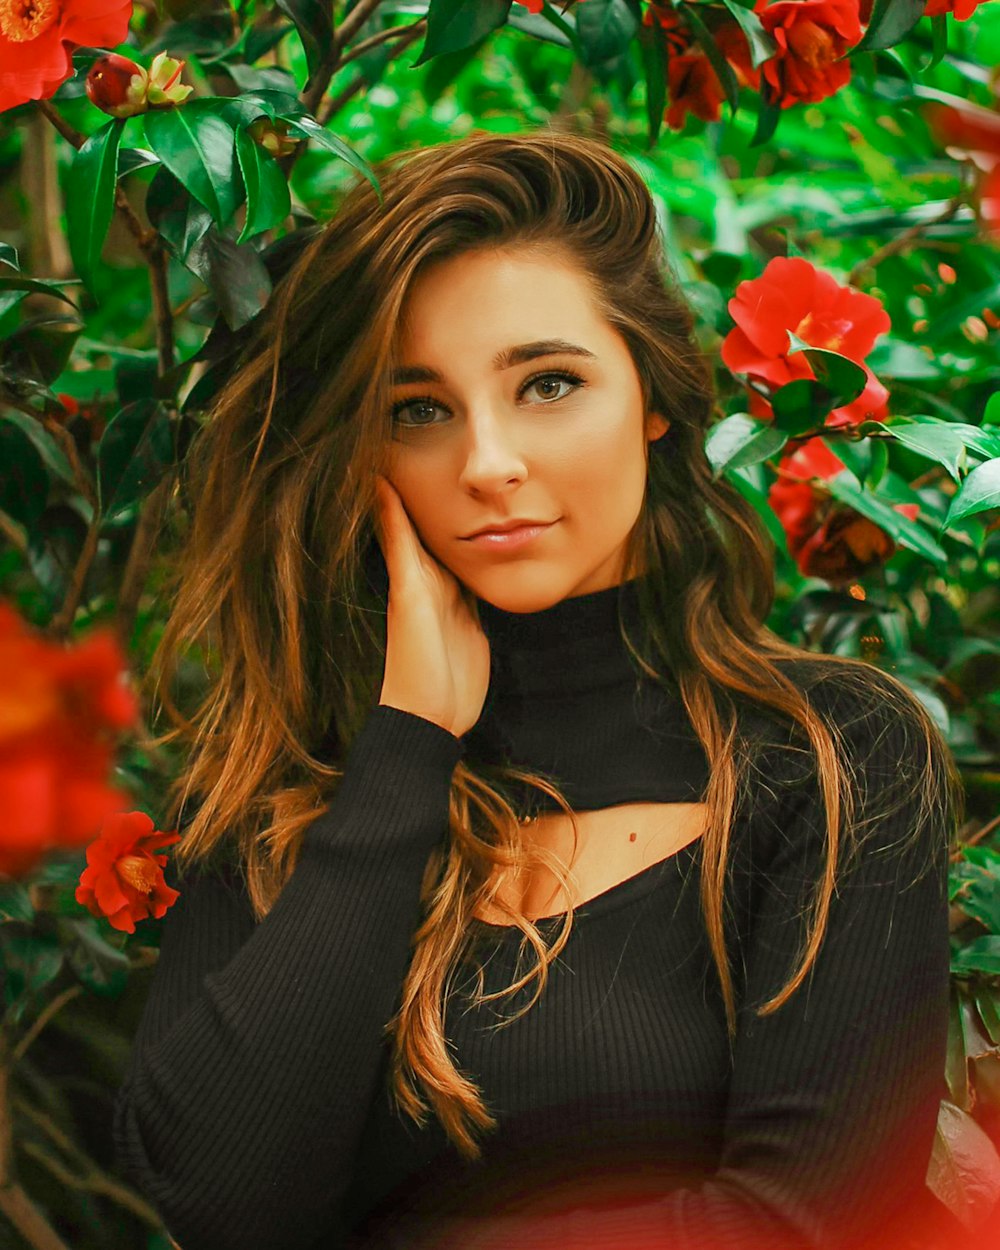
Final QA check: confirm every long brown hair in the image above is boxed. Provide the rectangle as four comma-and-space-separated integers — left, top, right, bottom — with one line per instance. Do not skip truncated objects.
148, 129, 964, 1159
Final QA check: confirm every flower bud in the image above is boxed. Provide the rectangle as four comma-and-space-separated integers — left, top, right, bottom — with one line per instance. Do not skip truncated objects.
146, 50, 193, 109
247, 116, 300, 159
85, 53, 150, 118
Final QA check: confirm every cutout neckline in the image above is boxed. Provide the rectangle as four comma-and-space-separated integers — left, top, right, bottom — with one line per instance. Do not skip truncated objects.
470, 835, 703, 935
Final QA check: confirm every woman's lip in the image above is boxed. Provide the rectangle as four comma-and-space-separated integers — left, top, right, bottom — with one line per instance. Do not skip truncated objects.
463, 521, 557, 549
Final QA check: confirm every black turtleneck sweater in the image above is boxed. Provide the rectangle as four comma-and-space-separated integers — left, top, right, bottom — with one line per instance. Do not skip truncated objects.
113, 575, 951, 1250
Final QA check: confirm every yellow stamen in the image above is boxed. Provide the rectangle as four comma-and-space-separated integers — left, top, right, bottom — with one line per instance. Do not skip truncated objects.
0, 0, 59, 42
117, 854, 158, 895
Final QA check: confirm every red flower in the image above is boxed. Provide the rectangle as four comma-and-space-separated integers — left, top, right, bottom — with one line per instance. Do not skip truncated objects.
0, 601, 138, 877
769, 437, 919, 582
923, 0, 985, 18
75, 810, 180, 933
754, 0, 861, 109
721, 256, 891, 428
0, 0, 133, 114
926, 99, 1000, 236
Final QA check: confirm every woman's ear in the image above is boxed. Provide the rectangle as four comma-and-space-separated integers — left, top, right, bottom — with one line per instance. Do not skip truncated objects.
646, 412, 670, 442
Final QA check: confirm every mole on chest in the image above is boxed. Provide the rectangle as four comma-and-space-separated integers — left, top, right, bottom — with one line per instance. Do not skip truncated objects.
474, 801, 708, 922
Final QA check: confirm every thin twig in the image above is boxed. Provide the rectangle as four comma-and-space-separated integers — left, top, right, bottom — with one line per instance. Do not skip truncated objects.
46, 512, 101, 638
40, 412, 97, 506
15, 1100, 162, 1226
333, 0, 386, 53
951, 812, 1000, 863
320, 21, 425, 124
118, 472, 175, 643
0, 508, 28, 554
848, 190, 971, 286
11, 986, 83, 1064
336, 16, 425, 69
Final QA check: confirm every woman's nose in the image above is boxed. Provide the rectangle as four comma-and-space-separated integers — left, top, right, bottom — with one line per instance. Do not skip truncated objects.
456, 411, 528, 492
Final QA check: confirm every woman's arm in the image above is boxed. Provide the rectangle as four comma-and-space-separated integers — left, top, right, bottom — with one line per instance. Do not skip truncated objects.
114, 703, 464, 1250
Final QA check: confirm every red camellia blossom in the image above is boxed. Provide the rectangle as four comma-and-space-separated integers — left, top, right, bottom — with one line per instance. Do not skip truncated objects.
75, 810, 180, 933
0, 0, 133, 113
769, 437, 919, 582
754, 0, 862, 109
721, 256, 891, 428
662, 23, 760, 129
0, 601, 138, 877
923, 0, 985, 18
926, 98, 1000, 235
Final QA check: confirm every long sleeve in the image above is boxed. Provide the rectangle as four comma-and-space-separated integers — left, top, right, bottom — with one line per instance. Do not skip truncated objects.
114, 703, 464, 1250
404, 689, 953, 1250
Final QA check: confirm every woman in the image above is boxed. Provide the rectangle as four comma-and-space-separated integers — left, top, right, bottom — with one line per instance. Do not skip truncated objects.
115, 130, 961, 1250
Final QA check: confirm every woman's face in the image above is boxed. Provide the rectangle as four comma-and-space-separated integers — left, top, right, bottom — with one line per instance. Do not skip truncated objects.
384, 245, 669, 612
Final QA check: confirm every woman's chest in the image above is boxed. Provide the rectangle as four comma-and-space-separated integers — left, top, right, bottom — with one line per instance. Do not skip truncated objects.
474, 800, 709, 922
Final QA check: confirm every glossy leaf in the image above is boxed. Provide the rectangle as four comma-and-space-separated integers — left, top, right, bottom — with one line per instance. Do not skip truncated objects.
0, 880, 33, 923
705, 413, 788, 476
576, 0, 638, 69
187, 228, 273, 331
852, 0, 925, 55
66, 120, 125, 298
718, 0, 776, 68
943, 459, 1000, 529
785, 335, 869, 407
283, 115, 382, 202
678, 1, 739, 113
824, 469, 949, 567
143, 103, 239, 228
637, 17, 667, 148
414, 0, 512, 66
952, 936, 1000, 978
927, 1100, 1000, 1231
0, 408, 74, 486
235, 128, 291, 243
275, 0, 333, 86
96, 399, 174, 520
60, 916, 130, 998
0, 417, 47, 528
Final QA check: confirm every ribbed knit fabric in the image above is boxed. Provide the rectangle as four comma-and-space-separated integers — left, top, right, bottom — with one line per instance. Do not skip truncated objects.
114, 573, 951, 1250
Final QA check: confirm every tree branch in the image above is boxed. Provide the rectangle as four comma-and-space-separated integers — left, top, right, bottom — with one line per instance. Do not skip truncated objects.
319, 20, 425, 125
46, 512, 101, 638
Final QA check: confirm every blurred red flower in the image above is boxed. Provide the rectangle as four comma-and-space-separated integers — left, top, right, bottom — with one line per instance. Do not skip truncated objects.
75, 810, 180, 933
754, 0, 862, 108
721, 256, 891, 428
925, 98, 1000, 235
769, 437, 919, 581
0, 601, 138, 877
0, 0, 133, 113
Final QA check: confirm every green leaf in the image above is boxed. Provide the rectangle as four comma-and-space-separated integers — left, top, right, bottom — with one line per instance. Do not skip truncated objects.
866, 336, 941, 380
415, 0, 512, 66
1, 928, 64, 1023
0, 241, 19, 270
235, 128, 291, 244
769, 379, 840, 434
824, 468, 949, 567
953, 860, 1000, 933
0, 408, 74, 486
65, 119, 126, 297
785, 335, 869, 407
507, 2, 577, 48
943, 458, 1000, 529
677, 1, 739, 113
143, 104, 239, 229
283, 115, 382, 203
852, 0, 925, 54
0, 881, 33, 923
275, 0, 333, 86
975, 989, 1000, 1046
952, 936, 1000, 977
576, 0, 638, 70
927, 1100, 1000, 1232
705, 413, 788, 476
186, 228, 273, 332
59, 916, 130, 997
0, 419, 47, 528
0, 276, 79, 310
750, 76, 781, 148
96, 399, 174, 521
637, 16, 668, 148
718, 0, 776, 68
946, 989, 972, 1110
883, 420, 970, 484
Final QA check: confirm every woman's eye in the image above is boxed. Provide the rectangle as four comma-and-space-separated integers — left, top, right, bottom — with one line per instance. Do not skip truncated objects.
391, 398, 445, 428
522, 373, 582, 403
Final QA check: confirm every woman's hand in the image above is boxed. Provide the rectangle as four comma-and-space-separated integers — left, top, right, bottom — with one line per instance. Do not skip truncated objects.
373, 474, 491, 740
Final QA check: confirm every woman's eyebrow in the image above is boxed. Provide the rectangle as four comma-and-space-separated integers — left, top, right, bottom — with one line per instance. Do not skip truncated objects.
390, 339, 597, 386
